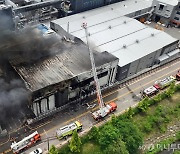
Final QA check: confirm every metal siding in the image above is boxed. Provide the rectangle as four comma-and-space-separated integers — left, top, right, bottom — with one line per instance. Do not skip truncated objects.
32, 103, 38, 116
41, 98, 47, 113
127, 60, 139, 77
49, 95, 55, 110
99, 74, 108, 86
154, 48, 162, 60
72, 0, 104, 12
116, 64, 130, 81
104, 0, 123, 5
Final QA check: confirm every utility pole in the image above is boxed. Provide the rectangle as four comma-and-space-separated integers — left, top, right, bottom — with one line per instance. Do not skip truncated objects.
43, 129, 49, 151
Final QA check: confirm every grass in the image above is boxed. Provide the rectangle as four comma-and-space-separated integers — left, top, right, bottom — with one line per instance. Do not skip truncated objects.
134, 92, 180, 137
81, 142, 101, 154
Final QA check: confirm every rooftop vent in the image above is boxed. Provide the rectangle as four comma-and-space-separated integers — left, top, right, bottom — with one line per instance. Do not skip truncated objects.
123, 44, 127, 48
82, 16, 85, 19
124, 20, 127, 24
136, 39, 139, 43
88, 33, 91, 36
151, 33, 155, 37
111, 8, 113, 10
135, 1, 137, 3
108, 25, 112, 29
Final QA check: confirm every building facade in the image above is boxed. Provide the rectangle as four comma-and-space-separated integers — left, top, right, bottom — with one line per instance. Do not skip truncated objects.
152, 0, 180, 27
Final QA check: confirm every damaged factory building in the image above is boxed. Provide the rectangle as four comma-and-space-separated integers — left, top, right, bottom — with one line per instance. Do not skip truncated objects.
10, 34, 118, 119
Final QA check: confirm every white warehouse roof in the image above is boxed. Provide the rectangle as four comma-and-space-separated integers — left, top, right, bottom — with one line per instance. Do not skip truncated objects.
51, 0, 178, 67
52, 0, 153, 30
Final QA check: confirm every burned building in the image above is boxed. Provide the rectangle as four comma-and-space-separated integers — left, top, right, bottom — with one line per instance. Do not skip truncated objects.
9, 36, 118, 117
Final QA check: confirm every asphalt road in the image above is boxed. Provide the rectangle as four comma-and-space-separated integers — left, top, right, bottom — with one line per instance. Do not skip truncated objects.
0, 59, 179, 154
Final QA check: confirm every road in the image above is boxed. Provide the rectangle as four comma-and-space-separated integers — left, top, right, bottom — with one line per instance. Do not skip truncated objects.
0, 59, 180, 154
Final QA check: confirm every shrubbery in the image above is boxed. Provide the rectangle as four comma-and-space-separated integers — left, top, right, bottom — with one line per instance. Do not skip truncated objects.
49, 83, 180, 154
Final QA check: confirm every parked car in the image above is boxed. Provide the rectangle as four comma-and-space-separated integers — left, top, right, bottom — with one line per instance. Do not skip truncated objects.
29, 148, 42, 154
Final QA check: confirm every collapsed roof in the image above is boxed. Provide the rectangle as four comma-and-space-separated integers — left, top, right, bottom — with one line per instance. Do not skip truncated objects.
10, 38, 118, 92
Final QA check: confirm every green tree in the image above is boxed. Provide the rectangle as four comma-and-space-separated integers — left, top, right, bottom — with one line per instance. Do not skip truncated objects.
104, 138, 129, 154
88, 126, 99, 143
49, 145, 59, 154
114, 119, 143, 154
68, 130, 82, 153
138, 98, 149, 113
127, 107, 134, 119
98, 124, 120, 148
166, 82, 175, 98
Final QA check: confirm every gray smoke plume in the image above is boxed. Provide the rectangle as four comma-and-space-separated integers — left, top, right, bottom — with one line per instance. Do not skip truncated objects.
0, 78, 29, 123
0, 26, 63, 64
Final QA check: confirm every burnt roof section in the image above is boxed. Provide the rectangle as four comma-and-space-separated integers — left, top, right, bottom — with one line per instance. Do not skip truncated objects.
10, 39, 117, 92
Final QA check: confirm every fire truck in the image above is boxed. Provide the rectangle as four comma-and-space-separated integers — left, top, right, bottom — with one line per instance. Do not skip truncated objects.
92, 102, 117, 120
82, 23, 117, 120
56, 121, 82, 139
10, 131, 41, 154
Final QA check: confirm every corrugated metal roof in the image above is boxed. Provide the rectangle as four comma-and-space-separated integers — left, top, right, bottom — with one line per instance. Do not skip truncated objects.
10, 40, 117, 92
51, 0, 153, 32
52, 11, 177, 67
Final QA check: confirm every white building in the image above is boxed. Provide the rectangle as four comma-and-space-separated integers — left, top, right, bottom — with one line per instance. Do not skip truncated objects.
51, 2, 179, 81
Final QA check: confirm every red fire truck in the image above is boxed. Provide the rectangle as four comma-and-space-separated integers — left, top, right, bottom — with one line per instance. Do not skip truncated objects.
10, 131, 41, 154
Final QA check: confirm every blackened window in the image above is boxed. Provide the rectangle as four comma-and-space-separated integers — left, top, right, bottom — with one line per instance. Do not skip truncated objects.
98, 71, 108, 78
159, 4, 164, 10
174, 17, 179, 20
176, 11, 180, 15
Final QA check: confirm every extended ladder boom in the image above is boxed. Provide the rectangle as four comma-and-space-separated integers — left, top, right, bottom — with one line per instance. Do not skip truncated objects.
82, 23, 105, 109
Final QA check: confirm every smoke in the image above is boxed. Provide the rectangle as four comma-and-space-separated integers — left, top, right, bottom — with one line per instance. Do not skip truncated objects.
0, 78, 29, 123
0, 26, 63, 64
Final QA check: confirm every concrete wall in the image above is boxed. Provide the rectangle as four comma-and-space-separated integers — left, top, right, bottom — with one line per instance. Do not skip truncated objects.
154, 1, 175, 18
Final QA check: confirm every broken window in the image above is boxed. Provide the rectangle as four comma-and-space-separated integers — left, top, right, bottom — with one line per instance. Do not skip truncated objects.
174, 17, 179, 20
159, 4, 164, 11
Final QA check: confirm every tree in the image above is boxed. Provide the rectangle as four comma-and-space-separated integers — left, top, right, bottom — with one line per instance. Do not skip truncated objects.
114, 119, 143, 154
104, 138, 129, 154
68, 130, 82, 153
127, 107, 134, 119
138, 98, 149, 113
49, 145, 59, 154
98, 124, 120, 148
88, 126, 99, 143
165, 82, 175, 98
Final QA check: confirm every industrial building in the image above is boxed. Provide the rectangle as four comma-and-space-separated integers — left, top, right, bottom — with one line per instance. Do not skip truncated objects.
51, 0, 179, 82
152, 0, 180, 27
0, 0, 179, 124
9, 37, 118, 117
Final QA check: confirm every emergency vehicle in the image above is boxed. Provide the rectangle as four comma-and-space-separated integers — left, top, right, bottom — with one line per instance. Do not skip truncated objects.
92, 102, 117, 120
154, 76, 175, 90
143, 86, 159, 97
82, 23, 117, 121
10, 131, 41, 154
56, 121, 82, 140
176, 72, 180, 81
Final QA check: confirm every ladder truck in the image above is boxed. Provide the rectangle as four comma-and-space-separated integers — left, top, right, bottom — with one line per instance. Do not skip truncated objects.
82, 23, 117, 120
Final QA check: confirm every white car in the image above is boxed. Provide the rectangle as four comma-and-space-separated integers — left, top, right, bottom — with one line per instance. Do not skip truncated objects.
29, 148, 42, 154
